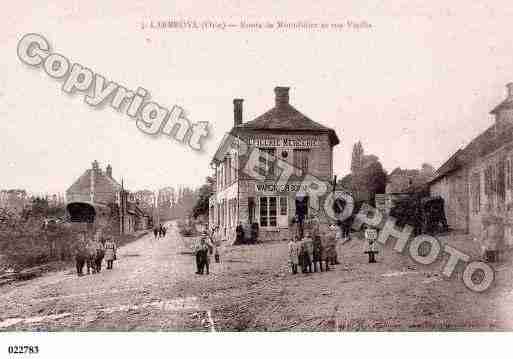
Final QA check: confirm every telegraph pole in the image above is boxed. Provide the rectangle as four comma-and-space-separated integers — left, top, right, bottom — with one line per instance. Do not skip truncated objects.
154, 189, 160, 227
121, 178, 125, 235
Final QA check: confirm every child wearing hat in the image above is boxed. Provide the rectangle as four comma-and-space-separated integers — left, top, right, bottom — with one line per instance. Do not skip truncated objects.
363, 224, 379, 263
288, 236, 301, 274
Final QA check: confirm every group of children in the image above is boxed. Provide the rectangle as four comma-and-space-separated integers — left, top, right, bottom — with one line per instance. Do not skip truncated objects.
287, 223, 380, 274
288, 224, 339, 275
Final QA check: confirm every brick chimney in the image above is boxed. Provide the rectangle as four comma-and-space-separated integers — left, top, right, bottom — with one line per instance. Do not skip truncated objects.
92, 160, 99, 172
507, 83, 513, 99
274, 86, 290, 108
90, 160, 98, 202
106, 164, 112, 178
233, 99, 243, 126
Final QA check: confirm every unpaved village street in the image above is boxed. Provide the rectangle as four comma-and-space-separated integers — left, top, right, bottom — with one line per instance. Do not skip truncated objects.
2, 222, 513, 331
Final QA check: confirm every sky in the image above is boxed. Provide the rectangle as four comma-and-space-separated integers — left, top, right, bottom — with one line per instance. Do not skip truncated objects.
1, 1, 513, 194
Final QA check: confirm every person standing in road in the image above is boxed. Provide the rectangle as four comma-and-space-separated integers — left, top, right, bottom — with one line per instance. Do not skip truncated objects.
74, 232, 88, 276
193, 236, 203, 274
302, 232, 314, 273
153, 226, 159, 240
104, 236, 117, 270
194, 234, 211, 275
312, 233, 324, 272
198, 235, 212, 275
324, 224, 338, 268
288, 236, 300, 274
235, 222, 244, 244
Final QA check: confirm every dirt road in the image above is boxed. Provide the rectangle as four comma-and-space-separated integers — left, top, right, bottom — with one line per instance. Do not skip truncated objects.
1, 226, 513, 331
0, 223, 214, 331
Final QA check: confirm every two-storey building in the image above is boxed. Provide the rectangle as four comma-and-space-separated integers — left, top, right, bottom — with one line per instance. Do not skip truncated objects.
209, 87, 340, 242
429, 83, 513, 249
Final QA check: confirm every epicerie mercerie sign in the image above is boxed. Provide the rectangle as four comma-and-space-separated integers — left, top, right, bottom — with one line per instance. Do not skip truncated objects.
245, 135, 320, 148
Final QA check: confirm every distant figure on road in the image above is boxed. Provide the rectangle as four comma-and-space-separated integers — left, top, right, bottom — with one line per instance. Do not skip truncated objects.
153, 226, 159, 240
104, 236, 117, 269
162, 225, 167, 237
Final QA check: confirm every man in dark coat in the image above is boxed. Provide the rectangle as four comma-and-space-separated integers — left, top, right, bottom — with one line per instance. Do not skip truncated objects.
235, 223, 244, 244
73, 233, 89, 276
194, 234, 212, 274
313, 234, 324, 272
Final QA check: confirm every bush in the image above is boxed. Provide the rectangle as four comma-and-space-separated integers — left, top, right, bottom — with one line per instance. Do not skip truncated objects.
0, 217, 78, 271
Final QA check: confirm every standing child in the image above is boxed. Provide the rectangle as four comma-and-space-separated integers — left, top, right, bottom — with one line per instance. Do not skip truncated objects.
104, 236, 117, 270
364, 224, 379, 263
288, 236, 300, 274
297, 236, 305, 273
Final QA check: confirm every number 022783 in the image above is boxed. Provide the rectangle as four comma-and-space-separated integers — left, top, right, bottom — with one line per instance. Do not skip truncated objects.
8, 345, 39, 355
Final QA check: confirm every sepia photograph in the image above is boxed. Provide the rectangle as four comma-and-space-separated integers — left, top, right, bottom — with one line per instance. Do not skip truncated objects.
1, 1, 513, 357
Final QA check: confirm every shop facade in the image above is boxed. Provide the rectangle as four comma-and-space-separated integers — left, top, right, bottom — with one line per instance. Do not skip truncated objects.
209, 87, 340, 242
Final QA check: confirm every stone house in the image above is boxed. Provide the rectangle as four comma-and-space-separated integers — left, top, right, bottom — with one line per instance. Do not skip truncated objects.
209, 87, 340, 242
429, 83, 513, 247
66, 161, 148, 234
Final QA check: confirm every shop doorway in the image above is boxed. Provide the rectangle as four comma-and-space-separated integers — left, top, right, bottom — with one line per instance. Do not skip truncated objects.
278, 196, 289, 228
248, 197, 255, 224
295, 196, 309, 222
295, 195, 309, 238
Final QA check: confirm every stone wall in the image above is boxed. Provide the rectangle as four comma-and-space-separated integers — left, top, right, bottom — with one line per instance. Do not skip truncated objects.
429, 168, 469, 233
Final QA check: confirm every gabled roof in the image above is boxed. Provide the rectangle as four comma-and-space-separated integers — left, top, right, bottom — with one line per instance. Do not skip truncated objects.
237, 103, 331, 131
429, 149, 465, 184
211, 88, 340, 164
66, 169, 121, 194
431, 85, 513, 183
430, 124, 513, 183
232, 103, 339, 145
490, 98, 513, 115
231, 104, 338, 144
389, 167, 420, 177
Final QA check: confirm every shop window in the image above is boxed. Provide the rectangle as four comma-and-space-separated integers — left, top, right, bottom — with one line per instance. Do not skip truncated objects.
227, 157, 231, 184
485, 164, 497, 210
510, 157, 513, 191
293, 149, 310, 176
233, 153, 238, 181
280, 196, 288, 216
260, 196, 277, 227
506, 158, 511, 190
471, 172, 481, 214
498, 159, 506, 207
248, 197, 255, 224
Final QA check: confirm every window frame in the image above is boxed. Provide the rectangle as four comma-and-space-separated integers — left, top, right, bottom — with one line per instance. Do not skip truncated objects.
259, 147, 276, 178
259, 195, 278, 228
293, 148, 310, 176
